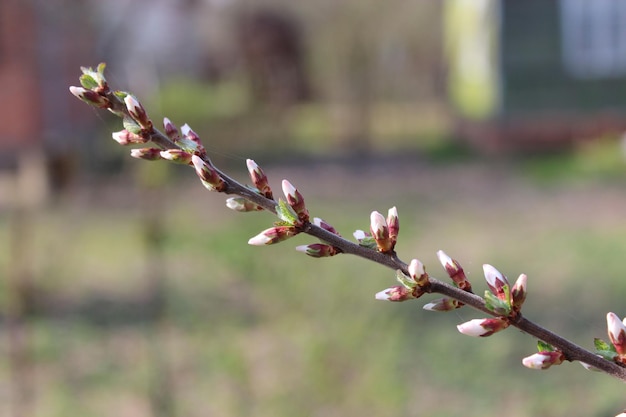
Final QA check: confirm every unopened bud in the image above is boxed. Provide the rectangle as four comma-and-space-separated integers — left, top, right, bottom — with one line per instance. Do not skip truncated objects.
191, 155, 225, 191
607, 312, 626, 356
436, 250, 471, 291
457, 317, 509, 337
160, 149, 193, 164
112, 129, 148, 145
163, 118, 181, 142
483, 264, 509, 301
511, 273, 528, 309
124, 94, 152, 130
313, 217, 340, 235
295, 243, 338, 258
386, 206, 399, 249
375, 285, 416, 302
130, 147, 162, 161
247, 159, 272, 198
522, 351, 565, 370
69, 86, 110, 108
282, 179, 309, 222
248, 225, 299, 245
180, 124, 206, 155
370, 211, 392, 253
423, 297, 460, 312
226, 197, 262, 212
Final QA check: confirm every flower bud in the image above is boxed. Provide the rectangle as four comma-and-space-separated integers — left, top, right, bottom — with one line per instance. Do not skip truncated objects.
69, 86, 110, 108
130, 147, 162, 161
370, 211, 392, 253
386, 206, 399, 249
295, 243, 338, 258
483, 264, 509, 301
191, 154, 225, 191
124, 94, 152, 130
607, 312, 626, 356
313, 217, 340, 235
375, 285, 416, 302
511, 273, 528, 309
408, 258, 429, 287
180, 124, 206, 155
457, 317, 509, 337
436, 250, 471, 291
247, 159, 273, 198
521, 351, 564, 370
226, 197, 262, 212
422, 297, 460, 312
111, 129, 148, 145
282, 179, 309, 223
163, 118, 181, 142
160, 149, 193, 164
248, 225, 298, 245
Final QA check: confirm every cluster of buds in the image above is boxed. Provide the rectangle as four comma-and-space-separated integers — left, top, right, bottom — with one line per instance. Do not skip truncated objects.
68, 63, 110, 108
353, 207, 399, 253
248, 179, 311, 246
375, 258, 430, 302
455, 264, 527, 337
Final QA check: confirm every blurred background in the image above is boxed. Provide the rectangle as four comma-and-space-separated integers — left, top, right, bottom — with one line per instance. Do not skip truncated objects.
3, 0, 626, 416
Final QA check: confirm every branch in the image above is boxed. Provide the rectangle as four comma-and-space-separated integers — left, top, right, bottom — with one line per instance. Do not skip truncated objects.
69, 64, 626, 393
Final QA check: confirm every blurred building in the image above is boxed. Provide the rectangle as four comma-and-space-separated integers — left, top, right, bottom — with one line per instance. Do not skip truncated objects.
0, 0, 98, 202
445, 0, 626, 153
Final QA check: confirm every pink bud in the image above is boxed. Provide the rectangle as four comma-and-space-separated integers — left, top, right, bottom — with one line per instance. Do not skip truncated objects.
180, 124, 206, 155
370, 211, 392, 252
386, 206, 399, 248
226, 197, 262, 212
408, 258, 428, 287
124, 94, 152, 130
521, 351, 564, 370
375, 285, 415, 302
111, 129, 147, 145
483, 264, 509, 300
248, 225, 298, 245
607, 312, 626, 355
163, 118, 181, 142
160, 149, 193, 164
130, 147, 162, 161
69, 86, 110, 108
247, 159, 272, 198
313, 217, 340, 236
422, 297, 459, 312
511, 273, 528, 309
436, 250, 471, 291
457, 317, 509, 337
191, 155, 225, 191
282, 179, 309, 222
295, 243, 338, 258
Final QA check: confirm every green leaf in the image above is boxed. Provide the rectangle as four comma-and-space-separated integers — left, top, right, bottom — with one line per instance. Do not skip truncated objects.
123, 117, 141, 134
484, 291, 511, 316
594, 338, 616, 353
114, 90, 129, 100
97, 62, 107, 75
537, 340, 555, 352
79, 74, 98, 90
396, 269, 416, 290
357, 235, 377, 249
276, 199, 298, 225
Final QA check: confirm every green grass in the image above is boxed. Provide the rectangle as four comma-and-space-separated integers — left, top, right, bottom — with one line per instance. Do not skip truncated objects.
2, 157, 626, 417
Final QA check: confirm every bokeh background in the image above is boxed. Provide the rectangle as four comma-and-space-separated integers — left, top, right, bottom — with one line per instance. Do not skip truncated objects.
3, 0, 626, 416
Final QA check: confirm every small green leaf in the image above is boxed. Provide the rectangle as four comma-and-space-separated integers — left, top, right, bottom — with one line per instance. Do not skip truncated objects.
123, 117, 142, 134
114, 90, 129, 100
79, 74, 98, 90
537, 340, 555, 352
594, 338, 616, 353
396, 269, 415, 290
276, 199, 298, 225
357, 235, 377, 249
484, 291, 511, 316
97, 62, 107, 75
